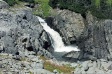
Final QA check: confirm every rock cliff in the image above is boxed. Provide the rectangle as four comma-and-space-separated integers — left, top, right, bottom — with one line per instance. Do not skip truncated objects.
0, 1, 53, 59
0, 1, 55, 73
46, 9, 112, 60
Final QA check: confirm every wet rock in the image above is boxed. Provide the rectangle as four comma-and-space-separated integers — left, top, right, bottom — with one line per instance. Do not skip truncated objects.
47, 9, 85, 45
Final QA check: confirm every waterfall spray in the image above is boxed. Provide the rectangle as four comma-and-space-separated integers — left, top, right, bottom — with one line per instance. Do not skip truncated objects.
37, 16, 80, 52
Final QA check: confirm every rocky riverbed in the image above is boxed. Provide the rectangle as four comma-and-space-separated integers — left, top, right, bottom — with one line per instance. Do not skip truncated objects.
0, 52, 53, 74
1, 52, 112, 74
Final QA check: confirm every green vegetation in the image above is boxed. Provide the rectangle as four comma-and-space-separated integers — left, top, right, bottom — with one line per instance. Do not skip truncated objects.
107, 0, 112, 6
3, 0, 51, 17
29, 71, 33, 74
44, 61, 75, 73
94, 0, 100, 8
19, 0, 34, 3
4, 0, 112, 18
49, 0, 112, 19
39, 56, 75, 73
3, 0, 34, 6
33, 0, 51, 17
4, 0, 19, 6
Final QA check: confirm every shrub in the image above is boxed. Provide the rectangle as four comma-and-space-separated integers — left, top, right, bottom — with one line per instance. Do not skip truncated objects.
33, 0, 51, 17
19, 0, 34, 3
4, 0, 35, 6
4, 0, 18, 6
49, 0, 112, 19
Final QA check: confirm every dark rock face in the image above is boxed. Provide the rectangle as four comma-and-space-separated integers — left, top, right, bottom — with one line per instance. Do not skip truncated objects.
81, 12, 111, 60
47, 9, 112, 60
0, 7, 52, 58
46, 9, 85, 45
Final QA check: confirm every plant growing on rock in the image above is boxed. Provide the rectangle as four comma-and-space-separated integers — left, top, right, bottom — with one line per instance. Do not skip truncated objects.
39, 56, 75, 74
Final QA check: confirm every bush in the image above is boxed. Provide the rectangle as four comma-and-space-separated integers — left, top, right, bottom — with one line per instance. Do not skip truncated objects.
33, 0, 51, 17
4, 0, 18, 6
49, 0, 112, 19
49, 0, 90, 15
19, 0, 34, 3
4, 0, 35, 6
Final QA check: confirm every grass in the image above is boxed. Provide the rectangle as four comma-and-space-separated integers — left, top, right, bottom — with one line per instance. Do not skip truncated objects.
29, 71, 33, 74
5, 0, 51, 17
20, 57, 27, 61
39, 56, 75, 74
33, 0, 51, 17
0, 54, 8, 58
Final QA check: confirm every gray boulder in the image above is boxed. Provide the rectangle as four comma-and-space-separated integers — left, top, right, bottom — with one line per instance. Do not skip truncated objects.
0, 0, 9, 9
0, 7, 53, 59
46, 9, 85, 45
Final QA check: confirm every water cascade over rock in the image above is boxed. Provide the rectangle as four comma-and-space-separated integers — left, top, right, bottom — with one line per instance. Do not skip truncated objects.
37, 16, 80, 53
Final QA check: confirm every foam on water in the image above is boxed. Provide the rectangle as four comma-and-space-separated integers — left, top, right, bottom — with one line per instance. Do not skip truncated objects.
37, 16, 80, 52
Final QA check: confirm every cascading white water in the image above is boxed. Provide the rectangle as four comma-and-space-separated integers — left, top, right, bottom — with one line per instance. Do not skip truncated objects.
37, 16, 80, 53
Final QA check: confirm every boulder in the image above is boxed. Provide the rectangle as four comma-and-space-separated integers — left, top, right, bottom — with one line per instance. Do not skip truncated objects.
0, 0, 9, 9
0, 7, 53, 58
46, 9, 85, 45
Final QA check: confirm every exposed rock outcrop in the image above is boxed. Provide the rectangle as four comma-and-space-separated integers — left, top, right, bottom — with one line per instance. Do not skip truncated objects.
0, 1, 56, 73
0, 6, 53, 59
72, 59, 112, 74
0, 52, 54, 74
47, 9, 112, 60
79, 12, 111, 60
46, 9, 85, 45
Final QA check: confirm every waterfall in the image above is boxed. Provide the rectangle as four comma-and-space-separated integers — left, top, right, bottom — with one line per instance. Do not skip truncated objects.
37, 16, 80, 53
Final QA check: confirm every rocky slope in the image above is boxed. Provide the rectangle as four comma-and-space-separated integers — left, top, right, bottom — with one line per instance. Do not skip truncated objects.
0, 52, 54, 74
0, 1, 55, 74
46, 9, 112, 74
0, 1, 53, 58
0, 1, 112, 74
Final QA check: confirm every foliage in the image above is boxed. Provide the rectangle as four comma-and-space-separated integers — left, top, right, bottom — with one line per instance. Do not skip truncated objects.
94, 0, 100, 8
3, 0, 51, 17
19, 0, 34, 3
33, 0, 51, 17
49, 0, 112, 19
107, 0, 112, 6
4, 0, 19, 6
3, 0, 34, 6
